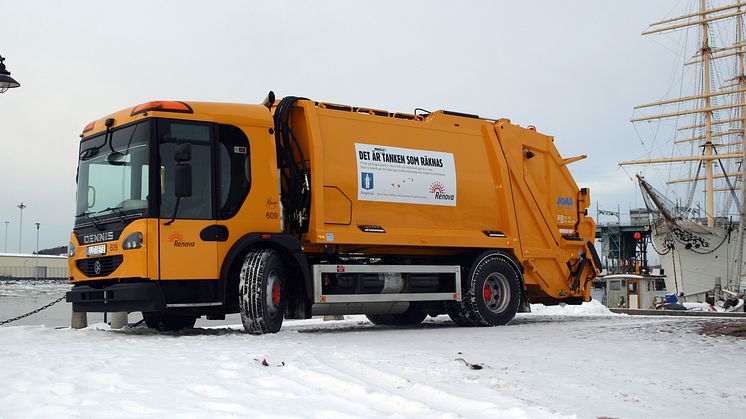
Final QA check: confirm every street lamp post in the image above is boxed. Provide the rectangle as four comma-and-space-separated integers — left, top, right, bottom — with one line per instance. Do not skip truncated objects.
3, 221, 8, 253
35, 222, 40, 280
17, 202, 26, 253
0, 54, 21, 93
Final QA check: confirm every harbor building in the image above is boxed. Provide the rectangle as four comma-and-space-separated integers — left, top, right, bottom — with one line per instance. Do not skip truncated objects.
0, 253, 68, 280
594, 206, 667, 308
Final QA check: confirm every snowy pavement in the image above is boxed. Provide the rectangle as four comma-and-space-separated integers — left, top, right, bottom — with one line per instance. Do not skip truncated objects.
1, 302, 746, 418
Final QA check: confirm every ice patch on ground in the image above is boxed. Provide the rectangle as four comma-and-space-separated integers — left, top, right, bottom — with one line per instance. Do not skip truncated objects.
529, 299, 619, 316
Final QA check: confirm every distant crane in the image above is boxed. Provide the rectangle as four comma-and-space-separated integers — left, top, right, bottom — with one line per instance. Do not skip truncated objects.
596, 203, 621, 225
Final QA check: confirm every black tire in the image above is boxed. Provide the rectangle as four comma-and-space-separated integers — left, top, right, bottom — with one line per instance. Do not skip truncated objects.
366, 307, 427, 326
446, 302, 479, 326
239, 249, 286, 335
447, 268, 482, 326
365, 314, 390, 325
142, 311, 197, 332
448, 254, 521, 327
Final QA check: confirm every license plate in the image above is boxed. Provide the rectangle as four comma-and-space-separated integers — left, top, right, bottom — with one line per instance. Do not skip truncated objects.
86, 244, 107, 257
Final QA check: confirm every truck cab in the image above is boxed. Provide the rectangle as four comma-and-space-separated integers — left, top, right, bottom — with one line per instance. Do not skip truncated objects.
67, 101, 282, 328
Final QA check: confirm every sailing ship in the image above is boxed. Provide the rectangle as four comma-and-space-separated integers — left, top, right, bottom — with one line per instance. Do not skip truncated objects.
621, 1, 746, 301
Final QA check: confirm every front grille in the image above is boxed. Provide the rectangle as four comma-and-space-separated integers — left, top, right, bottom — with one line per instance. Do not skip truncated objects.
76, 255, 124, 277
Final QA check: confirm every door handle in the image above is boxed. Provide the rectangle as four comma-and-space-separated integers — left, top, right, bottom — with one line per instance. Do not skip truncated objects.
200, 225, 229, 242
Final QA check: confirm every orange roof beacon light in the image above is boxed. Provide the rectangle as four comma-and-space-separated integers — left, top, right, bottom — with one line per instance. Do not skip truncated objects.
81, 121, 95, 135
0, 54, 20, 93
131, 101, 193, 116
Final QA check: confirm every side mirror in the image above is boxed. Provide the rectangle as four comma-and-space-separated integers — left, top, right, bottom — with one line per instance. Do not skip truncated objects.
175, 164, 192, 197
174, 143, 192, 163
107, 151, 126, 166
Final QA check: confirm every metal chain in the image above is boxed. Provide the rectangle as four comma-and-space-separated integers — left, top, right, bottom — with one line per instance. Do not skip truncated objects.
0, 295, 66, 326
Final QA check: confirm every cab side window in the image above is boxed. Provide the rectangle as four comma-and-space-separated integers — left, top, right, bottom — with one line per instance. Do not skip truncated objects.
218, 124, 251, 219
159, 120, 213, 220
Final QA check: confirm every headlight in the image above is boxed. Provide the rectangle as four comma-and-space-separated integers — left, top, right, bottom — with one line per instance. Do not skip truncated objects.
123, 232, 143, 250
67, 241, 76, 257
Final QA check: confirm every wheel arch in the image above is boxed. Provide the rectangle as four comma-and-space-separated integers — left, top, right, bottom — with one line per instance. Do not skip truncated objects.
464, 249, 523, 284
219, 233, 312, 317
465, 249, 525, 305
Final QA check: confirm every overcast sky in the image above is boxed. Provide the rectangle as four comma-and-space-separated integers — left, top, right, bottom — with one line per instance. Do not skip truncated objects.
0, 0, 687, 253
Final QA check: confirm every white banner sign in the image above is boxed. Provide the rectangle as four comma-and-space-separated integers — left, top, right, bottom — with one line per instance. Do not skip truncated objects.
355, 143, 456, 206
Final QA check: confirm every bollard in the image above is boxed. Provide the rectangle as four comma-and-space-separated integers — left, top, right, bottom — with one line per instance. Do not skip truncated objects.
323, 315, 344, 321
110, 312, 128, 329
71, 310, 88, 329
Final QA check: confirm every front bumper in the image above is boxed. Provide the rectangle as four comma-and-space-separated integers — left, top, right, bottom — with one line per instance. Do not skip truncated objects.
66, 279, 223, 313
66, 282, 165, 312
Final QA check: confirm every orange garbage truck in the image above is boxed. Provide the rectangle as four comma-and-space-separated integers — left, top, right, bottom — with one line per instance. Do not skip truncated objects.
66, 92, 600, 333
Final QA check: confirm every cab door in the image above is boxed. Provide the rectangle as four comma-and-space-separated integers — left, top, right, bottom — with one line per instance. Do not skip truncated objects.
157, 119, 218, 281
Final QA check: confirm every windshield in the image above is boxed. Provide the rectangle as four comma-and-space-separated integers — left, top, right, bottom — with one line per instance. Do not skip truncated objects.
75, 121, 151, 225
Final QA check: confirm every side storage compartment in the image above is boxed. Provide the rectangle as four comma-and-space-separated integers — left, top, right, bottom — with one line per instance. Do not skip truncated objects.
310, 264, 461, 316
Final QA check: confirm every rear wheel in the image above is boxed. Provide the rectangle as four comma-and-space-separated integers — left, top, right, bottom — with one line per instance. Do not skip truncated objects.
239, 249, 286, 334
448, 254, 521, 327
142, 311, 197, 332
446, 302, 478, 326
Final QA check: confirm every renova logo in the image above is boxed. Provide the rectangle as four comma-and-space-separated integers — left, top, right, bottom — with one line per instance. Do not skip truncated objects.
557, 197, 574, 206
167, 231, 195, 248
429, 182, 454, 201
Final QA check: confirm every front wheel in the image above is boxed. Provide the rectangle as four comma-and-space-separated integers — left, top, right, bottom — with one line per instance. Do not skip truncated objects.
448, 254, 521, 326
239, 249, 286, 335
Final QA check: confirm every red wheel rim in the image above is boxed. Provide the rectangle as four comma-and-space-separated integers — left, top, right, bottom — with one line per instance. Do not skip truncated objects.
483, 273, 510, 314
483, 283, 492, 302
272, 282, 280, 306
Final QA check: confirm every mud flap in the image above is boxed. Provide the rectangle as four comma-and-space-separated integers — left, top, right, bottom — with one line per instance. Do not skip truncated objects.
518, 286, 531, 313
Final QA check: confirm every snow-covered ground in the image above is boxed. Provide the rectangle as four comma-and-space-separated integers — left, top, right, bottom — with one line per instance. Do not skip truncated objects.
1, 301, 745, 418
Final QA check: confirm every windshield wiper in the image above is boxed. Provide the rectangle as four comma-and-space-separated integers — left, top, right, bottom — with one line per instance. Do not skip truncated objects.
98, 206, 128, 225
75, 210, 105, 231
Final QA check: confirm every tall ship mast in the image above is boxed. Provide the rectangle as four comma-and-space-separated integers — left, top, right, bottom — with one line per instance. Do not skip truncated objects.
621, 0, 746, 298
